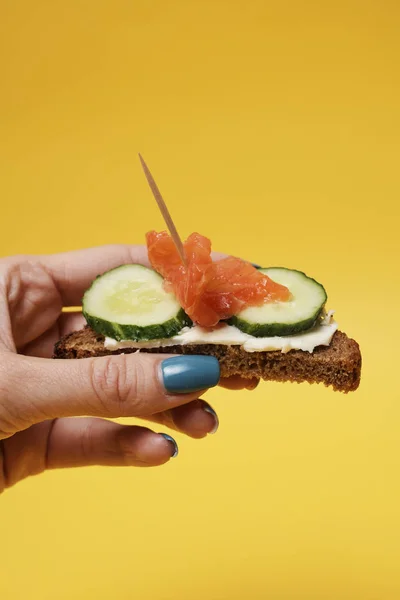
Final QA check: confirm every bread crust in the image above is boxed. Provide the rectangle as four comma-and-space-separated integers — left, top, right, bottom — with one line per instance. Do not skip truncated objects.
53, 327, 361, 393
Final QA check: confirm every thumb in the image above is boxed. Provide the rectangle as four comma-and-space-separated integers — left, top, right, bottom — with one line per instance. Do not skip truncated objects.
0, 352, 220, 438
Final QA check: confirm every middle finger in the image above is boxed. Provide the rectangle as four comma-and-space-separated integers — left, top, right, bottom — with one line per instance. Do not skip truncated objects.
144, 399, 219, 439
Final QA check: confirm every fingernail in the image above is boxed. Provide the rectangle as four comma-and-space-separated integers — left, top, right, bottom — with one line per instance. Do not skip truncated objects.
202, 401, 219, 434
159, 433, 179, 458
251, 263, 262, 268
161, 355, 220, 394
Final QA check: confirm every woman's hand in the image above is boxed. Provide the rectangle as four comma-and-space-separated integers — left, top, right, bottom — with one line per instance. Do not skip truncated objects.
0, 245, 258, 492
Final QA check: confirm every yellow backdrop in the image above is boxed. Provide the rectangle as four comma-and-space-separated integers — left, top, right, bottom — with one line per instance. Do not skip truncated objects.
1, 1, 399, 598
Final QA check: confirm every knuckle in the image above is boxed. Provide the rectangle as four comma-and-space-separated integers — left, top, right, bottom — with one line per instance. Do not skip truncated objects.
88, 355, 164, 418
125, 356, 166, 417
125, 358, 150, 416
89, 355, 137, 416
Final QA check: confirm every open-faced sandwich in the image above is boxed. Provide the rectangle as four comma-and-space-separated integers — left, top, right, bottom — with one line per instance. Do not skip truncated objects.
54, 230, 361, 393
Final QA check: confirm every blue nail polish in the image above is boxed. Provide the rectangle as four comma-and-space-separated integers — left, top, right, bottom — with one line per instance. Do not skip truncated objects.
159, 433, 179, 458
161, 355, 220, 394
202, 402, 219, 434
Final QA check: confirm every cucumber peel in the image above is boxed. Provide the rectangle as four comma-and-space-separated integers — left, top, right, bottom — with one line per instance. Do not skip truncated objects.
83, 264, 191, 341
228, 267, 327, 337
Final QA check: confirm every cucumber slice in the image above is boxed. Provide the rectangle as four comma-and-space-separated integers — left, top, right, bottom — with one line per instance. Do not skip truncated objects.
82, 264, 191, 341
228, 267, 327, 337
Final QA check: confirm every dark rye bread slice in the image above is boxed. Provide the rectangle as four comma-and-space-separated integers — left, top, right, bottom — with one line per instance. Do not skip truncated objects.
54, 326, 361, 393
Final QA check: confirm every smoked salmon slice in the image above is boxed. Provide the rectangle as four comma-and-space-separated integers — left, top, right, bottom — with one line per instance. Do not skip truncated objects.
146, 231, 290, 327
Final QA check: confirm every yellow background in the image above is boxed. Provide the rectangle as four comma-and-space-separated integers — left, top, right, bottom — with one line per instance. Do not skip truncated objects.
1, 1, 400, 598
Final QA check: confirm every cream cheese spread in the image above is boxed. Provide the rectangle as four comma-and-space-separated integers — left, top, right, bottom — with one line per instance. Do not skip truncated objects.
104, 311, 337, 354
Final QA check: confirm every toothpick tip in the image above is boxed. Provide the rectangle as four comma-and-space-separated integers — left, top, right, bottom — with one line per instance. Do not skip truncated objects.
138, 153, 187, 266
